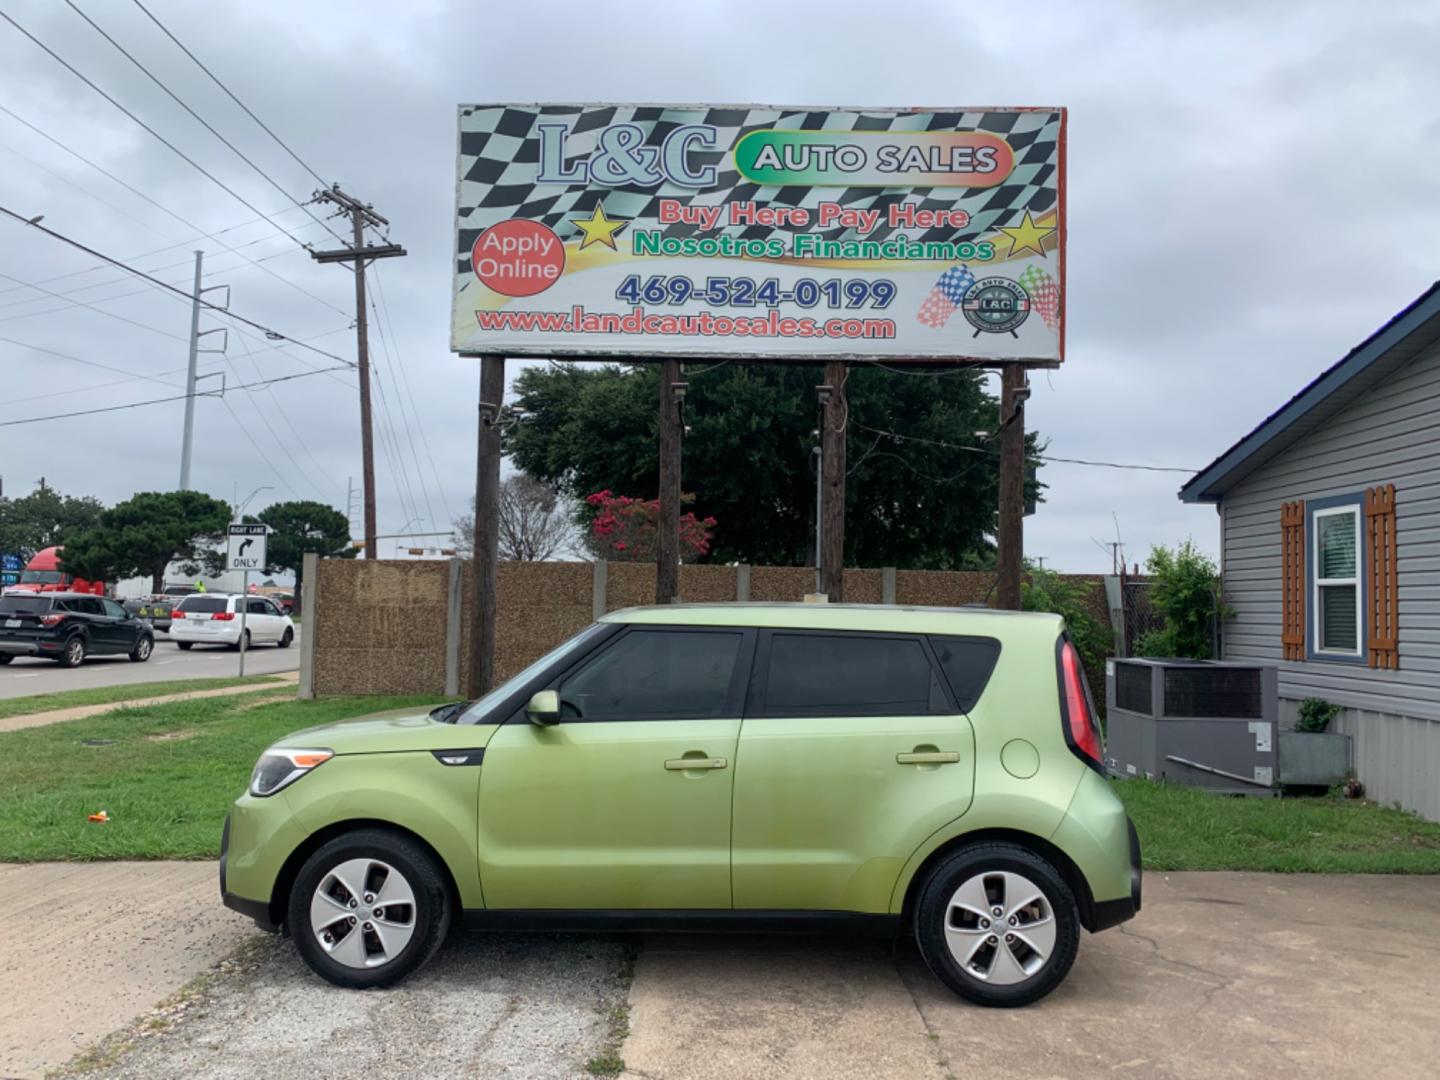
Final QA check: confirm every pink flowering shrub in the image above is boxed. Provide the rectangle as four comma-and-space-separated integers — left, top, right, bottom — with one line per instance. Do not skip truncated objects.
585, 490, 716, 562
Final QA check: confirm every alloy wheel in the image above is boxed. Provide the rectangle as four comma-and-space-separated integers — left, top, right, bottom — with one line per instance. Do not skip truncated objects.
66, 638, 84, 665
943, 870, 1057, 985
136, 638, 152, 660
309, 858, 417, 970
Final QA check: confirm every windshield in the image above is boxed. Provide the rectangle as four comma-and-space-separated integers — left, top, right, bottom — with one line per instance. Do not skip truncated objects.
457, 623, 610, 724
19, 570, 64, 584
0, 596, 52, 615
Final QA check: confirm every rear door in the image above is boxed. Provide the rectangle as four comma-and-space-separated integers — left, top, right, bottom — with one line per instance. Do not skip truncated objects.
731, 630, 980, 913
67, 597, 114, 651
478, 625, 753, 910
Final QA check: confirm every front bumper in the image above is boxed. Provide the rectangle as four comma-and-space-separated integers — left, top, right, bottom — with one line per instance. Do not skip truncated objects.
218, 809, 286, 933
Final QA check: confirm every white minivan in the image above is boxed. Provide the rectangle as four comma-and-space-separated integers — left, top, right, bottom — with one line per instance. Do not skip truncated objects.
170, 594, 294, 650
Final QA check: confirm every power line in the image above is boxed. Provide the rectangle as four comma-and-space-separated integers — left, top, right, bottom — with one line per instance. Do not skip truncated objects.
369, 272, 441, 529
61, 0, 346, 248
128, 0, 328, 188
850, 422, 1196, 474
0, 364, 352, 428
0, 267, 188, 342
0, 331, 183, 389
0, 101, 347, 316
0, 8, 315, 252
0, 205, 353, 366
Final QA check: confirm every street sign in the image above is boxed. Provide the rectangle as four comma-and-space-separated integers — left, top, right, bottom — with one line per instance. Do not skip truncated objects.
227, 524, 268, 572
452, 104, 1065, 364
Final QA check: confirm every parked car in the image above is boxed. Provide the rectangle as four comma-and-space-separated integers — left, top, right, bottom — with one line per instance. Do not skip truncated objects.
0, 592, 154, 666
170, 593, 294, 650
220, 603, 1140, 1005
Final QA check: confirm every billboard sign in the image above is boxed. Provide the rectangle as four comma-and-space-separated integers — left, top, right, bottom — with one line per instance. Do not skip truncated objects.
453, 104, 1065, 364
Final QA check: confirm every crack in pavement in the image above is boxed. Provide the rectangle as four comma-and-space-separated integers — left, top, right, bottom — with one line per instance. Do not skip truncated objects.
1118, 924, 1233, 1006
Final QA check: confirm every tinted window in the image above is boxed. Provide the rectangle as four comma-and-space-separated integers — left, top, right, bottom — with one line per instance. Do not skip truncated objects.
762, 633, 945, 716
101, 599, 128, 618
60, 597, 102, 616
247, 599, 269, 615
560, 629, 742, 719
928, 636, 1001, 713
178, 596, 229, 613
0, 596, 52, 615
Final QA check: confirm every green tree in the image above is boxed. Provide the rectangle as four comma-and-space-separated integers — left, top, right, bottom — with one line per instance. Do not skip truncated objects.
1135, 541, 1230, 659
0, 486, 104, 561
60, 491, 232, 593
1021, 566, 1111, 680
505, 363, 1043, 568
255, 500, 353, 588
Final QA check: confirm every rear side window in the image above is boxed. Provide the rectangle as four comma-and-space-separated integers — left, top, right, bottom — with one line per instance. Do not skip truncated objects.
560, 628, 744, 720
178, 596, 229, 613
60, 597, 102, 616
928, 636, 1002, 713
0, 596, 52, 615
760, 632, 947, 717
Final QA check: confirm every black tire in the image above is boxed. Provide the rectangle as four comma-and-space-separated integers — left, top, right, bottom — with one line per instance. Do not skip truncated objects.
288, 828, 452, 989
914, 843, 1081, 1008
0, 654, 12, 665
277, 627, 293, 649
57, 634, 87, 668
230, 630, 251, 652
129, 636, 154, 663
175, 641, 194, 650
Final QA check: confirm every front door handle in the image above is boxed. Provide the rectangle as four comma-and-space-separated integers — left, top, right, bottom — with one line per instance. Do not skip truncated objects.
896, 751, 960, 765
664, 756, 728, 771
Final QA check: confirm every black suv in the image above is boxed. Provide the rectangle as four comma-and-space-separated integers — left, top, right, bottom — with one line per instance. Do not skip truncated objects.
0, 592, 155, 667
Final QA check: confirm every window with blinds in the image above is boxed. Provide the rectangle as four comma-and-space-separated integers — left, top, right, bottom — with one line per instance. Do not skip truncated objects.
1314, 507, 1361, 655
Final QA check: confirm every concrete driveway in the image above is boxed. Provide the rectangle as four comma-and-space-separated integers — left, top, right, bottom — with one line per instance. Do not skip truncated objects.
7, 868, 1437, 1079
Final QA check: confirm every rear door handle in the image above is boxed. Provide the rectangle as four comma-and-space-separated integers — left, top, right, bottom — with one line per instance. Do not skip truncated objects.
664, 757, 728, 771
896, 751, 960, 765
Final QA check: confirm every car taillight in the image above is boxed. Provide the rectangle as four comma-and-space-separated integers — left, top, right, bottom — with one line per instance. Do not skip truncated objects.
172, 609, 186, 619
39, 613, 64, 626
1058, 637, 1104, 772
212, 612, 235, 621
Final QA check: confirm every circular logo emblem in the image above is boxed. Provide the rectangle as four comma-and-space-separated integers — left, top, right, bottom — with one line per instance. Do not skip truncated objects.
472, 219, 565, 297
962, 277, 1030, 334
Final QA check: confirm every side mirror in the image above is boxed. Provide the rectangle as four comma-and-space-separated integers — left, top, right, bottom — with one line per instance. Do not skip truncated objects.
525, 690, 561, 727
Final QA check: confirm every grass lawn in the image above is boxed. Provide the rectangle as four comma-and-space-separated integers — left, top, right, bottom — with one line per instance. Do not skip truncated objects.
0, 676, 285, 721
0, 691, 445, 861
1115, 778, 1440, 873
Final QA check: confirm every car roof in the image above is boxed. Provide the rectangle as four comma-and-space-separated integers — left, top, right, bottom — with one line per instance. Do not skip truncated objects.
600, 602, 1063, 636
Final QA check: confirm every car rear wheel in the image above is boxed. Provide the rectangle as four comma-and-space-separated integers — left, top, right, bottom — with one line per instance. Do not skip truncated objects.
230, 630, 252, 651
278, 627, 294, 649
175, 641, 193, 650
289, 829, 451, 989
914, 843, 1080, 1008
57, 635, 86, 668
0, 654, 12, 665
129, 636, 154, 663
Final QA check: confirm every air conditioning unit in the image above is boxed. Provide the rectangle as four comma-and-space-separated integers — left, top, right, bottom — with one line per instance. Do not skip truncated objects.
1105, 659, 1278, 795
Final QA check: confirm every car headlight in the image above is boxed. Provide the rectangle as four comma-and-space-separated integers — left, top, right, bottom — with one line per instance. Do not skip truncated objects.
249, 748, 332, 797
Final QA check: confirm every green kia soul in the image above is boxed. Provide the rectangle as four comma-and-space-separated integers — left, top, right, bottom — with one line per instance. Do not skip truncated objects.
221, 604, 1140, 1007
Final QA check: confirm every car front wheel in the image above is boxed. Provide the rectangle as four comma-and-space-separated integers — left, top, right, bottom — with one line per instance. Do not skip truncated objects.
289, 829, 452, 989
129, 636, 154, 662
277, 627, 293, 649
914, 842, 1081, 1008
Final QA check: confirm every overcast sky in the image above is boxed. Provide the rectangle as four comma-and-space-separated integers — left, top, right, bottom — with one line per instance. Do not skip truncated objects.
2, 0, 1437, 571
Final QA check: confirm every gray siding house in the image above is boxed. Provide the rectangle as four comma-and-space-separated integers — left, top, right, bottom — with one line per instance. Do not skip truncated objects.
1181, 283, 1440, 821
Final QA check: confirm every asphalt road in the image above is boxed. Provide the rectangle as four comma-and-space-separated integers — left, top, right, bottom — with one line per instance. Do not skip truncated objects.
0, 629, 301, 699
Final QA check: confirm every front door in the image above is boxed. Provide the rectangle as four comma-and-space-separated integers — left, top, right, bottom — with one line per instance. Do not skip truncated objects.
478, 625, 754, 910
731, 630, 977, 913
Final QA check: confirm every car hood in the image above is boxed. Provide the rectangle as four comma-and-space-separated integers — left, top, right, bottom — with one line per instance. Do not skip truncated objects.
270, 707, 496, 756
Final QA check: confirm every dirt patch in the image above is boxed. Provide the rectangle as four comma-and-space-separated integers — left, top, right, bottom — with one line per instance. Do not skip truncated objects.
145, 730, 200, 742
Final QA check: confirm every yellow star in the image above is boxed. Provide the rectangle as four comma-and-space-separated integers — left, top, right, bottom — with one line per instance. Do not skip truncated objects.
996, 210, 1056, 260
570, 203, 627, 251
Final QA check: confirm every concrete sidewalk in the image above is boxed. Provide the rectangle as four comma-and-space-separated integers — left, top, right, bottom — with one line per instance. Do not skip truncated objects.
0, 862, 254, 1079
0, 672, 297, 734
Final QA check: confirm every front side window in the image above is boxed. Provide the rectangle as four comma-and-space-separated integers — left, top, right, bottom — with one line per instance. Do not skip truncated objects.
560, 629, 743, 719
760, 632, 946, 717
101, 599, 128, 619
1313, 505, 1361, 656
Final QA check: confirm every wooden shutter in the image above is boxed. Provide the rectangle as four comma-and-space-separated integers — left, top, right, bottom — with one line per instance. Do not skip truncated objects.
1365, 483, 1399, 669
1280, 500, 1306, 661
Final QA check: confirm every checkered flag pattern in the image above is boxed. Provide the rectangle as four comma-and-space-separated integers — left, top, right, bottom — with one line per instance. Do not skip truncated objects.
1017, 265, 1061, 331
916, 266, 977, 329
456, 105, 1062, 275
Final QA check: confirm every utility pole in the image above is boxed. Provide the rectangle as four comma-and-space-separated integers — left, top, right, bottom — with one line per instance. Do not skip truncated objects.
656, 359, 685, 604
310, 186, 406, 560
469, 356, 505, 696
819, 361, 848, 601
995, 364, 1030, 610
177, 251, 229, 491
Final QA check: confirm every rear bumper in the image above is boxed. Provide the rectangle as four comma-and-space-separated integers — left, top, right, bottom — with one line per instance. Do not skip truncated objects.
170, 623, 240, 644
1089, 817, 1143, 932
0, 639, 61, 656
